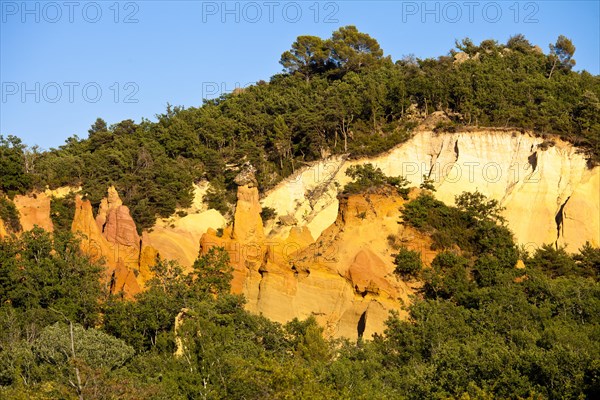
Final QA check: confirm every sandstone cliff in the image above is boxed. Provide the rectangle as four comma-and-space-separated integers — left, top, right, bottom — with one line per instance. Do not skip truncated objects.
95, 187, 141, 275
261, 130, 600, 253
69, 186, 225, 295
140, 181, 226, 269
71, 193, 142, 297
5, 129, 599, 339
200, 169, 432, 339
13, 192, 54, 232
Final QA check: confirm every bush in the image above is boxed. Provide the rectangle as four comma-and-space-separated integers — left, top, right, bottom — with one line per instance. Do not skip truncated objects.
344, 163, 410, 198
260, 207, 277, 222
393, 247, 423, 279
34, 322, 134, 370
49, 193, 76, 232
387, 233, 402, 250
0, 197, 21, 233
424, 251, 472, 301
403, 191, 516, 256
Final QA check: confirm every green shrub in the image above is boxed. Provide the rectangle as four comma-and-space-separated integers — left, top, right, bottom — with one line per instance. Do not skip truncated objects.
260, 207, 277, 222
393, 247, 423, 279
403, 191, 516, 257
344, 163, 410, 198
50, 193, 76, 232
419, 174, 436, 191
34, 322, 134, 370
0, 197, 21, 233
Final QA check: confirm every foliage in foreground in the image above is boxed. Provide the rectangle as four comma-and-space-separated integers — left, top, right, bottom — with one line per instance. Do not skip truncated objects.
1, 192, 599, 398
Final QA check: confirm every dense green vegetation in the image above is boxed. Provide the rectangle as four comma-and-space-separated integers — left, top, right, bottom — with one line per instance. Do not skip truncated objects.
0, 135, 32, 198
1, 27, 598, 230
49, 193, 76, 232
393, 247, 423, 279
1, 192, 599, 398
0, 197, 22, 233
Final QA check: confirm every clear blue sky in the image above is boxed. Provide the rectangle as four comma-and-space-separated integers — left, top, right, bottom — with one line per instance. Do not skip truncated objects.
1, 0, 598, 149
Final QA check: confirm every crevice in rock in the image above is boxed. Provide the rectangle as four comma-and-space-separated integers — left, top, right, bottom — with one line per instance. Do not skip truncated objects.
427, 144, 444, 178
258, 264, 267, 278
137, 238, 143, 265
108, 270, 116, 295
453, 139, 460, 160
427, 165, 435, 180
357, 311, 367, 339
291, 264, 310, 279
304, 155, 349, 213
100, 219, 108, 234
554, 196, 571, 248
527, 151, 538, 174
355, 285, 368, 298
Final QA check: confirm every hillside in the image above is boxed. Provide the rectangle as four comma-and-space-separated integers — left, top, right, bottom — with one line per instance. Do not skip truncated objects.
1, 28, 599, 233
1, 28, 600, 399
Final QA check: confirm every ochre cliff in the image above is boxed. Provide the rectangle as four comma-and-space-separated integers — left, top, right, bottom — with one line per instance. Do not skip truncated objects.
69, 186, 224, 296
4, 129, 599, 338
72, 193, 142, 297
13, 192, 54, 232
141, 182, 226, 268
200, 170, 432, 339
261, 129, 600, 253
199, 177, 268, 294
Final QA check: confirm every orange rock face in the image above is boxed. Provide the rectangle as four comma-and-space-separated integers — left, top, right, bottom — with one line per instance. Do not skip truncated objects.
67, 185, 222, 297
139, 243, 159, 286
232, 183, 265, 242
71, 189, 141, 298
4, 180, 436, 339
72, 196, 114, 266
96, 187, 141, 274
200, 181, 431, 340
13, 192, 54, 232
111, 260, 142, 298
0, 218, 6, 239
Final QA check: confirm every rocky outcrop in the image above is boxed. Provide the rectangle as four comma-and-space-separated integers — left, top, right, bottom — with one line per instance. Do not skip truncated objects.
7, 183, 224, 296
3, 130, 598, 339
199, 130, 599, 338
200, 169, 267, 293
201, 176, 430, 339
69, 185, 225, 295
95, 186, 141, 274
137, 180, 226, 270
232, 166, 265, 242
71, 190, 141, 298
262, 130, 600, 252
13, 192, 54, 232
141, 210, 226, 269
139, 245, 159, 285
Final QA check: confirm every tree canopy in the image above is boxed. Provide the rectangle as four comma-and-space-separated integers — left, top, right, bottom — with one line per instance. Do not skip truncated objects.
2, 29, 596, 230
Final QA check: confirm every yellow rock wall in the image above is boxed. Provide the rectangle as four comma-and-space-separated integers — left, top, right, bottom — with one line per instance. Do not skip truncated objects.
262, 130, 600, 252
13, 192, 54, 232
202, 185, 429, 340
4, 130, 598, 339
